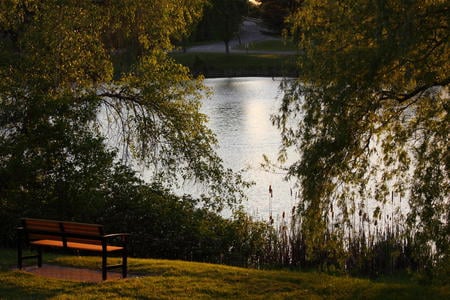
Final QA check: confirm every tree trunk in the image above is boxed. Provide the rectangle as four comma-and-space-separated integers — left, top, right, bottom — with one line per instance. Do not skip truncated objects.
224, 40, 230, 54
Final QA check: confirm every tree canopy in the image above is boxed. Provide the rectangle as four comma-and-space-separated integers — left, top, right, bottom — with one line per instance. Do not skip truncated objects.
0, 0, 247, 214
274, 0, 449, 268
259, 0, 299, 33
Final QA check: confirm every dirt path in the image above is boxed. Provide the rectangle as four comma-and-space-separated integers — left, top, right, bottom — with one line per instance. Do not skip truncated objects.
186, 17, 282, 54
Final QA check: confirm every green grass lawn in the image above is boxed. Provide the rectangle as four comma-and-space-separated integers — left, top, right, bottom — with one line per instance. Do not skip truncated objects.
170, 52, 298, 77
0, 248, 448, 299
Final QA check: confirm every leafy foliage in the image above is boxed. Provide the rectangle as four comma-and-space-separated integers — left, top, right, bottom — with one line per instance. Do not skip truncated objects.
0, 0, 247, 213
273, 0, 449, 275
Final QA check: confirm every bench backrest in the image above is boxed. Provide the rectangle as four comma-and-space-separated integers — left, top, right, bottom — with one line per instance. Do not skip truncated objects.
21, 218, 105, 246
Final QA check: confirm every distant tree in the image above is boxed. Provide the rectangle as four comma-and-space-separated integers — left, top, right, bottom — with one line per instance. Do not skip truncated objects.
260, 0, 299, 33
195, 0, 248, 53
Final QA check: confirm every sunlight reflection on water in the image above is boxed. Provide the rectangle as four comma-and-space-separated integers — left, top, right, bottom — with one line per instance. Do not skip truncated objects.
201, 77, 297, 220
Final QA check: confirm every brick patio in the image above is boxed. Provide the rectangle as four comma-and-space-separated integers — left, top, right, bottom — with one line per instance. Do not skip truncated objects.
18, 264, 124, 282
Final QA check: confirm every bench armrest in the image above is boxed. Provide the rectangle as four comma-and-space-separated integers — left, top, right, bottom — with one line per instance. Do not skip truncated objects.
103, 233, 130, 243
103, 233, 130, 238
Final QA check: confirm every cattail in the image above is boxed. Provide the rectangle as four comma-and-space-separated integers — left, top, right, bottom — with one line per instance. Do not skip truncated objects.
268, 185, 273, 220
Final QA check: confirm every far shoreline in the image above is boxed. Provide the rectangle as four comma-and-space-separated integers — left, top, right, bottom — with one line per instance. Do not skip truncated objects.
170, 52, 298, 79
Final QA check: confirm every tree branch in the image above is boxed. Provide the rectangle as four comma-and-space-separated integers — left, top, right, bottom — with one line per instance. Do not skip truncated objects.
98, 91, 142, 104
379, 76, 450, 103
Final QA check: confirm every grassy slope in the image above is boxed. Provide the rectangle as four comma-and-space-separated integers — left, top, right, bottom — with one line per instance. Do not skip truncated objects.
0, 248, 448, 299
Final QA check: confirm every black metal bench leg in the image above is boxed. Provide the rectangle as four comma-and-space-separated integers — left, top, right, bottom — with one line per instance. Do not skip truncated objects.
102, 252, 107, 280
17, 239, 22, 270
122, 251, 127, 278
17, 226, 23, 269
37, 248, 42, 267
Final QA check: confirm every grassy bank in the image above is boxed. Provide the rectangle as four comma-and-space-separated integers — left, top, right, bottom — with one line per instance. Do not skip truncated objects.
0, 248, 448, 299
170, 52, 298, 78
234, 40, 297, 52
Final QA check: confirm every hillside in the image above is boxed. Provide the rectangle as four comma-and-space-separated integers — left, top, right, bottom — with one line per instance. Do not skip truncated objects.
0, 248, 448, 299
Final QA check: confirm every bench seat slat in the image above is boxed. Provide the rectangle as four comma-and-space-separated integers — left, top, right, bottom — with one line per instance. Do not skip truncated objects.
30, 240, 124, 252
30, 240, 64, 248
67, 242, 123, 252
67, 238, 101, 245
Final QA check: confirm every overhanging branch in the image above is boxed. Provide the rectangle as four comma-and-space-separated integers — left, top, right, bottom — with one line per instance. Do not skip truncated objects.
98, 91, 142, 104
379, 77, 450, 103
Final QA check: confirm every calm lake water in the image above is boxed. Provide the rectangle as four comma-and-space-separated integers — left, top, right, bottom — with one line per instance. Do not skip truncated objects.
131, 77, 404, 223
201, 77, 297, 220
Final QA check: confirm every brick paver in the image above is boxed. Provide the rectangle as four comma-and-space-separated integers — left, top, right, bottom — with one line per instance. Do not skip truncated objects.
19, 264, 123, 282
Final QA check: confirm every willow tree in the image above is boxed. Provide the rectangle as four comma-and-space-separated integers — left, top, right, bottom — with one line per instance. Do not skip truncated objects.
0, 0, 246, 214
274, 0, 449, 270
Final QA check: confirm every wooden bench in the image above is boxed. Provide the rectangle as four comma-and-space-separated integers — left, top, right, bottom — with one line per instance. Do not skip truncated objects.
17, 218, 129, 280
